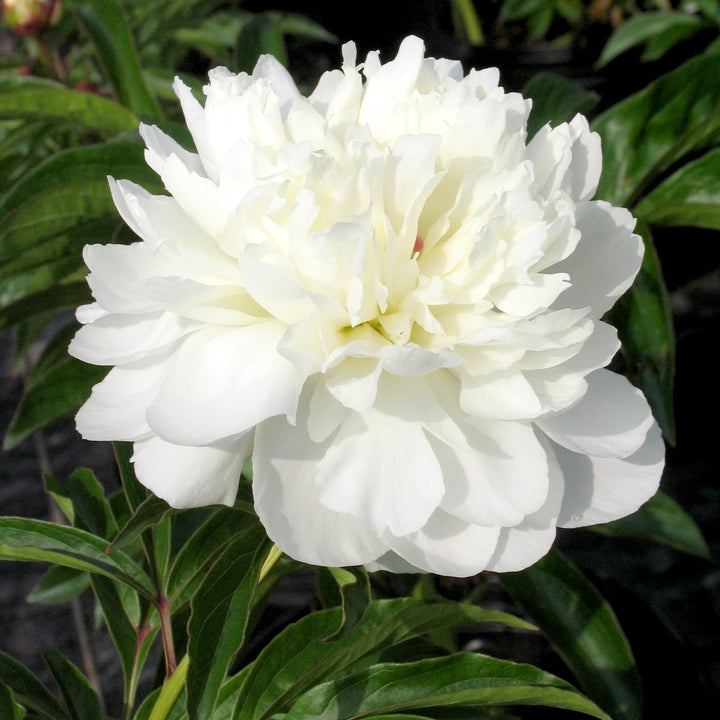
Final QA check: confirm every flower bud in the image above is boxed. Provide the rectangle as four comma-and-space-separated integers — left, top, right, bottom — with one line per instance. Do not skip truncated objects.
2, 0, 61, 36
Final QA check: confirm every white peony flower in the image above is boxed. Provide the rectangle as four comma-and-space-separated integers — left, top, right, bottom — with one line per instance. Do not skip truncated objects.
70, 36, 664, 577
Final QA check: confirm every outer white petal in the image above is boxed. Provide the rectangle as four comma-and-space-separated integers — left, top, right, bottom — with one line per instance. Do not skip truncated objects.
146, 323, 298, 445
69, 311, 197, 365
484, 443, 565, 572
76, 359, 166, 441
437, 420, 550, 526
387, 509, 501, 577
551, 201, 642, 316
537, 369, 654, 459
172, 76, 217, 179
556, 421, 664, 528
132, 434, 249, 508
253, 414, 387, 566
315, 408, 444, 537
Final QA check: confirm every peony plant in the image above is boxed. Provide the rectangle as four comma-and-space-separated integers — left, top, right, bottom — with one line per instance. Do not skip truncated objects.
0, 5, 716, 720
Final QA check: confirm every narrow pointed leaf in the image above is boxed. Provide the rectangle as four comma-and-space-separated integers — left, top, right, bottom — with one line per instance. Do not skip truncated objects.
501, 549, 641, 720
590, 491, 712, 560
634, 147, 720, 230
43, 647, 103, 720
27, 565, 90, 605
284, 653, 610, 720
108, 494, 174, 553
0, 281, 91, 331
0, 651, 69, 720
0, 681, 25, 720
597, 12, 706, 67
75, 0, 163, 120
3, 358, 109, 450
167, 507, 257, 607
113, 441, 148, 512
232, 599, 534, 720
0, 76, 138, 137
186, 525, 272, 720
317, 566, 372, 640
68, 468, 118, 540
593, 54, 720, 206
0, 517, 155, 597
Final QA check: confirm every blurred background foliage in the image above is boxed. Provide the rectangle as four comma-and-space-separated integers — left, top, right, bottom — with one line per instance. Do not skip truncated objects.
1, 1, 719, 719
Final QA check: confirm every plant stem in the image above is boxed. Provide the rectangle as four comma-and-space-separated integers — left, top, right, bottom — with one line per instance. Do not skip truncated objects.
158, 593, 177, 676
148, 654, 188, 720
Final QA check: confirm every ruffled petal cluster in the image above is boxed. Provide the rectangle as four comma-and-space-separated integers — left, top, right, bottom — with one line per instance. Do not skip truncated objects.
71, 36, 664, 577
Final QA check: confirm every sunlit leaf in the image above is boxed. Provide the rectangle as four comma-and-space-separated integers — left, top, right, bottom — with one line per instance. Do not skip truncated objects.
501, 550, 641, 720
593, 54, 720, 207
590, 491, 712, 560
75, 0, 163, 120
0, 517, 155, 597
634, 147, 720, 230
284, 653, 610, 720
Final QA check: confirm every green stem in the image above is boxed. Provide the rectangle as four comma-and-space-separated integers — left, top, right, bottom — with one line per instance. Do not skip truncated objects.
451, 0, 485, 45
148, 654, 188, 720
123, 624, 152, 720
158, 594, 177, 676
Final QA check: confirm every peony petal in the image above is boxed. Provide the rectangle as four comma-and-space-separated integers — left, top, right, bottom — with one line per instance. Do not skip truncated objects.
147, 323, 298, 445
315, 408, 444, 536
70, 311, 197, 365
438, 420, 550, 526
484, 443, 564, 572
253, 414, 387, 566
132, 434, 249, 508
75, 359, 166, 441
387, 509, 501, 577
460, 369, 543, 421
537, 369, 655, 458
556, 421, 664, 528
550, 201, 642, 316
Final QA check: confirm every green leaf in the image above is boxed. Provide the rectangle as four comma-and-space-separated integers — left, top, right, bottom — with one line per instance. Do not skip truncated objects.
0, 517, 155, 597
232, 598, 534, 720
113, 441, 148, 512
0, 281, 91, 331
316, 566, 372, 641
91, 574, 156, 708
108, 494, 174, 553
167, 507, 258, 607
27, 565, 90, 605
606, 222, 675, 444
523, 72, 600, 140
284, 653, 610, 720
590, 491, 712, 559
271, 11, 338, 44
0, 681, 25, 720
43, 647, 103, 720
0, 141, 157, 268
186, 525, 272, 720
592, 54, 720, 207
597, 12, 706, 67
0, 651, 69, 720
0, 76, 139, 138
2, 358, 109, 450
235, 14, 287, 73
75, 0, 163, 120
68, 468, 118, 540
501, 549, 641, 720
634, 147, 720, 229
